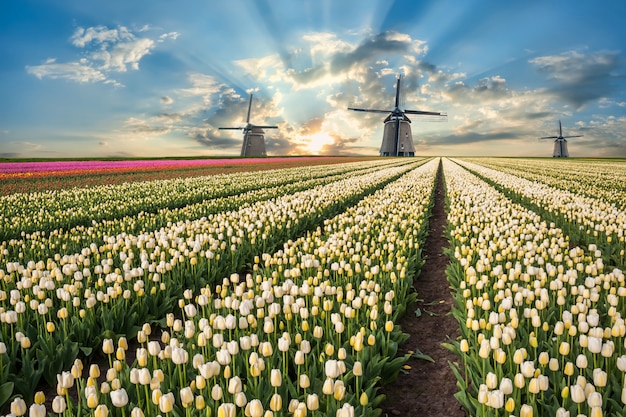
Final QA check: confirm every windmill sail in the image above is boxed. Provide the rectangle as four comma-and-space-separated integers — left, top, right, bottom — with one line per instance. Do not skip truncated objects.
348, 75, 446, 156
219, 94, 278, 157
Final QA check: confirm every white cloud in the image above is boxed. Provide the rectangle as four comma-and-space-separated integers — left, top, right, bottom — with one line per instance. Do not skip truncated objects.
92, 38, 155, 72
71, 25, 133, 48
159, 32, 180, 42
26, 59, 111, 84
27, 24, 177, 86
180, 73, 224, 104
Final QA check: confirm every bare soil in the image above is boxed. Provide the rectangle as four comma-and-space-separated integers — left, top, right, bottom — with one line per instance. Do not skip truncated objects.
379, 161, 467, 417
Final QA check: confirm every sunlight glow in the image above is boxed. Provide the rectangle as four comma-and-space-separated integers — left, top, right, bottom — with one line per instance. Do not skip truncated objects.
303, 131, 334, 154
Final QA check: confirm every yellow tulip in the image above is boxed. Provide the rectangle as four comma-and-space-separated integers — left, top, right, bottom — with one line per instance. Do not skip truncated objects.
217, 403, 236, 417
34, 391, 46, 405
102, 338, 114, 355
94, 404, 109, 417
269, 393, 282, 412
159, 392, 175, 414
247, 399, 264, 417
10, 398, 27, 416
520, 404, 533, 417
505, 398, 515, 413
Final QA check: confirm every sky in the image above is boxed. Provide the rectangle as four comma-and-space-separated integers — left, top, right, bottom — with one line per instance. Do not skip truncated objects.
1, 0, 625, 159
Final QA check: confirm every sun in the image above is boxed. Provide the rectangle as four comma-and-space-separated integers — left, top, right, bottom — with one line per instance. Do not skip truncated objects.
305, 131, 334, 155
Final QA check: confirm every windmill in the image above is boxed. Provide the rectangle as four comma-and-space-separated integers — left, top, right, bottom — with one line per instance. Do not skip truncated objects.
219, 94, 278, 157
539, 120, 583, 157
348, 75, 446, 156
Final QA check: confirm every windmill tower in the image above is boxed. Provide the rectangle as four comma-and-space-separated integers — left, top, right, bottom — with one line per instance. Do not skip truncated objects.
348, 75, 446, 156
539, 120, 583, 157
219, 94, 278, 157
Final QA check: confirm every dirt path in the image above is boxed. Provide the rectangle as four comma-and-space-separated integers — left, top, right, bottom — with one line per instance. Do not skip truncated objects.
379, 160, 466, 417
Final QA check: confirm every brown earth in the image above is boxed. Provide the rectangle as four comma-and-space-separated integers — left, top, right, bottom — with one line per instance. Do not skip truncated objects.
379, 161, 467, 417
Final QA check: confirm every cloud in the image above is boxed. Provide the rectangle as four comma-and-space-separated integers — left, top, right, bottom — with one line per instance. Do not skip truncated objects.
180, 73, 224, 104
437, 131, 520, 145
161, 96, 174, 105
71, 25, 133, 47
443, 76, 510, 104
26, 59, 111, 84
123, 117, 172, 135
91, 38, 155, 72
529, 50, 622, 109
330, 31, 425, 74
26, 25, 178, 86
188, 128, 242, 150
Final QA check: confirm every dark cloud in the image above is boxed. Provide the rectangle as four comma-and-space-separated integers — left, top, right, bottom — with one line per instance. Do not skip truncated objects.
524, 112, 554, 120
316, 135, 374, 156
291, 32, 414, 86
265, 136, 306, 155
189, 129, 241, 149
0, 152, 20, 158
437, 131, 520, 145
530, 50, 622, 109
330, 32, 411, 73
444, 76, 510, 103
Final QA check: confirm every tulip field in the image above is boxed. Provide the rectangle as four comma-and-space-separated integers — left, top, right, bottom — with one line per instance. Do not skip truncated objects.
1, 156, 626, 417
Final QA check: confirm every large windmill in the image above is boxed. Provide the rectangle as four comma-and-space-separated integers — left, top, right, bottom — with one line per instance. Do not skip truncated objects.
539, 120, 583, 157
348, 75, 447, 156
219, 94, 278, 157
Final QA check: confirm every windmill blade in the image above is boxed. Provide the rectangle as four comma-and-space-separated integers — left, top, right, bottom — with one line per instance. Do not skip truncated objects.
539, 136, 558, 139
394, 76, 401, 108
251, 125, 278, 129
219, 127, 244, 130
563, 135, 583, 138
347, 107, 392, 114
246, 94, 253, 124
404, 110, 446, 116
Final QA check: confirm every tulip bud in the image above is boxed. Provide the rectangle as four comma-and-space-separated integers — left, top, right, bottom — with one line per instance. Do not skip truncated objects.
570, 384, 585, 403
520, 404, 533, 417
269, 393, 282, 412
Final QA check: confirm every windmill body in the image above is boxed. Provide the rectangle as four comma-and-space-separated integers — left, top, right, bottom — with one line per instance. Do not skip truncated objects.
219, 94, 277, 157
241, 127, 269, 156
539, 121, 583, 158
348, 75, 446, 156
380, 113, 415, 156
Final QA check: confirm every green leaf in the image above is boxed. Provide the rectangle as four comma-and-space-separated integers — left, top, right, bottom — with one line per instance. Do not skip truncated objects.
0, 382, 14, 408
414, 308, 422, 317
411, 349, 435, 363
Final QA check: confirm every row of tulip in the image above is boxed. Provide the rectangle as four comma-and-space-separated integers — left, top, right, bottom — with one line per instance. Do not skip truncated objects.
0, 159, 424, 404
3, 158, 439, 416
0, 159, 405, 242
443, 158, 626, 417
453, 159, 626, 271
0, 158, 326, 175
0, 159, 414, 265
1, 158, 377, 196
463, 158, 626, 211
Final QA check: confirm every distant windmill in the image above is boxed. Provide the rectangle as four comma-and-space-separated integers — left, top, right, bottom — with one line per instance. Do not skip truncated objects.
348, 75, 447, 156
539, 120, 583, 158
219, 94, 278, 157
